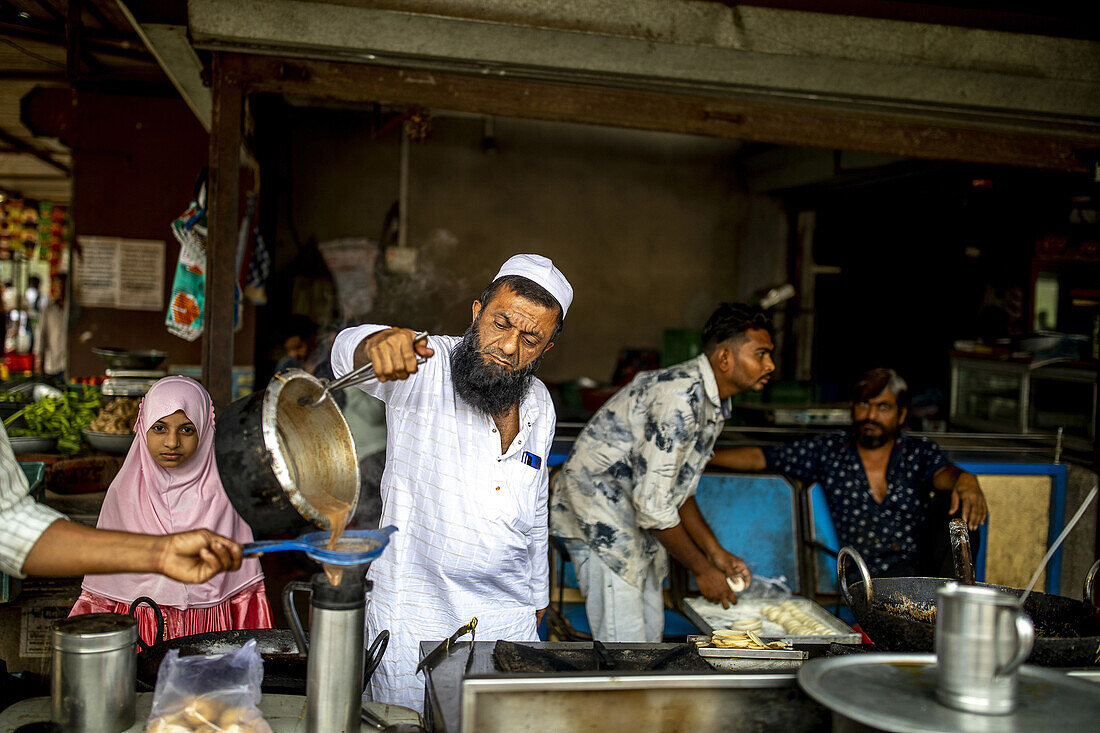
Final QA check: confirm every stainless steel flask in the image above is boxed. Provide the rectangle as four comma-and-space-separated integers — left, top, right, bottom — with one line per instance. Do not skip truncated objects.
305, 573, 366, 732
51, 613, 137, 732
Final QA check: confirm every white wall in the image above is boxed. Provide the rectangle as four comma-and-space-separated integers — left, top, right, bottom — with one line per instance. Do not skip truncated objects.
274, 109, 788, 382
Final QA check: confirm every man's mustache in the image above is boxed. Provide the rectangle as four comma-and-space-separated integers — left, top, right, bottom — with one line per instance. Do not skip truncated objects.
481, 347, 517, 368
856, 419, 885, 431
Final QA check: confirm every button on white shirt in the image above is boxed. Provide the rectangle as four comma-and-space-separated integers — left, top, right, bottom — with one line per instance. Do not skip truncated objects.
330, 325, 553, 711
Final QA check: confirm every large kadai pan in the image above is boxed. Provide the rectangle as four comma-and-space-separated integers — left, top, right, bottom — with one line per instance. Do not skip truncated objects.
839, 546, 1100, 668
215, 369, 360, 537
137, 629, 307, 694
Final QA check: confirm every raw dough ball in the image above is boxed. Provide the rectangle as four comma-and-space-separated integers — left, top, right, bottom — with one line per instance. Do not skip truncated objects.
181, 696, 223, 727
727, 576, 747, 593
146, 716, 191, 733
219, 706, 257, 727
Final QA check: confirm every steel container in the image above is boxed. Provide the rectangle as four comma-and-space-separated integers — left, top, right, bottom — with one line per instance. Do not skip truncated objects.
935, 582, 1034, 714
51, 613, 137, 732
302, 573, 366, 733
214, 368, 360, 536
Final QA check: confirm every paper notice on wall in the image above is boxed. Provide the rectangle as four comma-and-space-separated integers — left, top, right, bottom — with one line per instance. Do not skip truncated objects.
73, 236, 118, 307
75, 237, 165, 311
20, 597, 72, 657
318, 238, 379, 320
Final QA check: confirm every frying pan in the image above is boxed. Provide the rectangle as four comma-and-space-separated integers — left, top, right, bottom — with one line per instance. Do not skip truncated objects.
839, 546, 1100, 667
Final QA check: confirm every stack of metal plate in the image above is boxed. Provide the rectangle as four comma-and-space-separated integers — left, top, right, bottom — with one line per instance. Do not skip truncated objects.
102, 369, 165, 396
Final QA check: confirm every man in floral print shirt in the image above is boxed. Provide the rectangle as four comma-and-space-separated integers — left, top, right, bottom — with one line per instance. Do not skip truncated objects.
551, 303, 774, 642
712, 368, 987, 576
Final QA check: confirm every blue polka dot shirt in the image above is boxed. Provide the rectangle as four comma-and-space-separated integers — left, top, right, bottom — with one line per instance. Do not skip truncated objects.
763, 433, 950, 574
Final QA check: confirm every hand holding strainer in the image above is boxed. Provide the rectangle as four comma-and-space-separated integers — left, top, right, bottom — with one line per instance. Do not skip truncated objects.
301, 331, 430, 407
243, 526, 398, 565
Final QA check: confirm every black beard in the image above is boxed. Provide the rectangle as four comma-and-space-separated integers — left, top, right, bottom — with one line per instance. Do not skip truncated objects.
450, 322, 543, 417
852, 419, 894, 449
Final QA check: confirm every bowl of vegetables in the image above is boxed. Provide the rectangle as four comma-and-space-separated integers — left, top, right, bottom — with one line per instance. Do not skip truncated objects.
9, 435, 58, 454
82, 397, 141, 454
2, 386, 103, 454
82, 428, 136, 454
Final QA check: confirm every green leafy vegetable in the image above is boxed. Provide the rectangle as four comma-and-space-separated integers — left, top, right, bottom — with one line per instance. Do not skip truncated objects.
5, 387, 102, 454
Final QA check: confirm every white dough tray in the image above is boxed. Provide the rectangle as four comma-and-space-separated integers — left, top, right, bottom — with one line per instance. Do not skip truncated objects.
683, 595, 861, 645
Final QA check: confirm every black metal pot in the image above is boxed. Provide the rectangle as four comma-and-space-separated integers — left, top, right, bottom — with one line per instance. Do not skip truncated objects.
134, 576, 389, 696
136, 629, 307, 694
215, 369, 360, 537
839, 547, 1100, 667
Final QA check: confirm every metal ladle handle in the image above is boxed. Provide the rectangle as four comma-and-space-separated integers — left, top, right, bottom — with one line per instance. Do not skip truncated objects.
1083, 557, 1099, 606
838, 545, 873, 608
306, 331, 429, 406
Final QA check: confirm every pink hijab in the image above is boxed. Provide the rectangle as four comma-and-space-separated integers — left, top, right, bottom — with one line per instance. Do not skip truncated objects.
82, 376, 263, 609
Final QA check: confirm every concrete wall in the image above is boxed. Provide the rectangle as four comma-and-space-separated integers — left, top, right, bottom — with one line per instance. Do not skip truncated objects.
269, 107, 788, 383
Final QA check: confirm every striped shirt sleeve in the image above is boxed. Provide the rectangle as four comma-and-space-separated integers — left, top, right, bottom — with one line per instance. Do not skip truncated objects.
0, 425, 64, 578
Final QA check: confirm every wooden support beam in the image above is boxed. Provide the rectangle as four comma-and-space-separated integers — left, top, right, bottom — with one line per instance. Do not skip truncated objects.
0, 124, 70, 175
203, 51, 242, 409
239, 56, 1099, 173
83, 0, 115, 31
0, 21, 151, 61
66, 0, 83, 80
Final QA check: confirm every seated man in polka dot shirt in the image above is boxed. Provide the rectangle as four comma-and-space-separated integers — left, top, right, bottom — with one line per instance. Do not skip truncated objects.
711, 368, 987, 577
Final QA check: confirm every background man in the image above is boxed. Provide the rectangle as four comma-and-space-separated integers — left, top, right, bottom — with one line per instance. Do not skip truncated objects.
712, 368, 988, 577
550, 303, 772, 642
273, 314, 317, 373
34, 274, 67, 381
330, 253, 571, 711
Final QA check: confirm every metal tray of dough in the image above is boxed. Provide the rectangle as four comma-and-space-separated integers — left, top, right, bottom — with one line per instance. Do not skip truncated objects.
683, 596, 861, 645
688, 636, 806, 660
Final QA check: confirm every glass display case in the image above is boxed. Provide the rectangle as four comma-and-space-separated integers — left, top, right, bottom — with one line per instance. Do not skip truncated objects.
1029, 366, 1096, 447
950, 356, 1096, 451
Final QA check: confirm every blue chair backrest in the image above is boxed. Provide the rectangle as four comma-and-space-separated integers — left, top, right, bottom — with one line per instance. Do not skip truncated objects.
807, 484, 840, 594
695, 474, 801, 593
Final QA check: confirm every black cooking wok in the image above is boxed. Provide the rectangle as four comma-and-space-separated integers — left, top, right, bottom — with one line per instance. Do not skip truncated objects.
134, 590, 389, 694
137, 629, 307, 693
839, 547, 1100, 668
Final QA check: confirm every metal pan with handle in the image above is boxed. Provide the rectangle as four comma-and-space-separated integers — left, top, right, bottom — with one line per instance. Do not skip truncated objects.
215, 333, 430, 537
838, 546, 1100, 667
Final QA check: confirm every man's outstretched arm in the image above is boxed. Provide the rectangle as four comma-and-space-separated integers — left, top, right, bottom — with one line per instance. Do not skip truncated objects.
932, 465, 988, 530
22, 520, 243, 583
709, 446, 766, 472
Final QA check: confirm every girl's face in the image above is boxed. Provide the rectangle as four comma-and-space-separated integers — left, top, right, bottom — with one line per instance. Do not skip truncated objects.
146, 409, 199, 469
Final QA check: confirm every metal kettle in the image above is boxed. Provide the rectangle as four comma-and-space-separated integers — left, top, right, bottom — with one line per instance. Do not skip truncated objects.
282, 571, 389, 733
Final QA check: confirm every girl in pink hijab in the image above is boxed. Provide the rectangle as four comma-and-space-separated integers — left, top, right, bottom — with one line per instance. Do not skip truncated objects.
70, 376, 272, 643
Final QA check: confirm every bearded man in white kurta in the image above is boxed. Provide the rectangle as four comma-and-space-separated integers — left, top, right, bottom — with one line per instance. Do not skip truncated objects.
330, 254, 572, 712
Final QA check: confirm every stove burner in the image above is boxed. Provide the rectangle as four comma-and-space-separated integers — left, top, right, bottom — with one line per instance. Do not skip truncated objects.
492, 641, 715, 674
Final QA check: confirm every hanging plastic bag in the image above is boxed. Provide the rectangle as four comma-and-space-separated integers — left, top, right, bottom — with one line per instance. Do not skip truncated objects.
146, 639, 271, 733
165, 174, 243, 341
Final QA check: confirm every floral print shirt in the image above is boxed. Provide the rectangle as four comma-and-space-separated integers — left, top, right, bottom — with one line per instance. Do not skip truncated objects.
763, 433, 951, 574
550, 354, 730, 589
